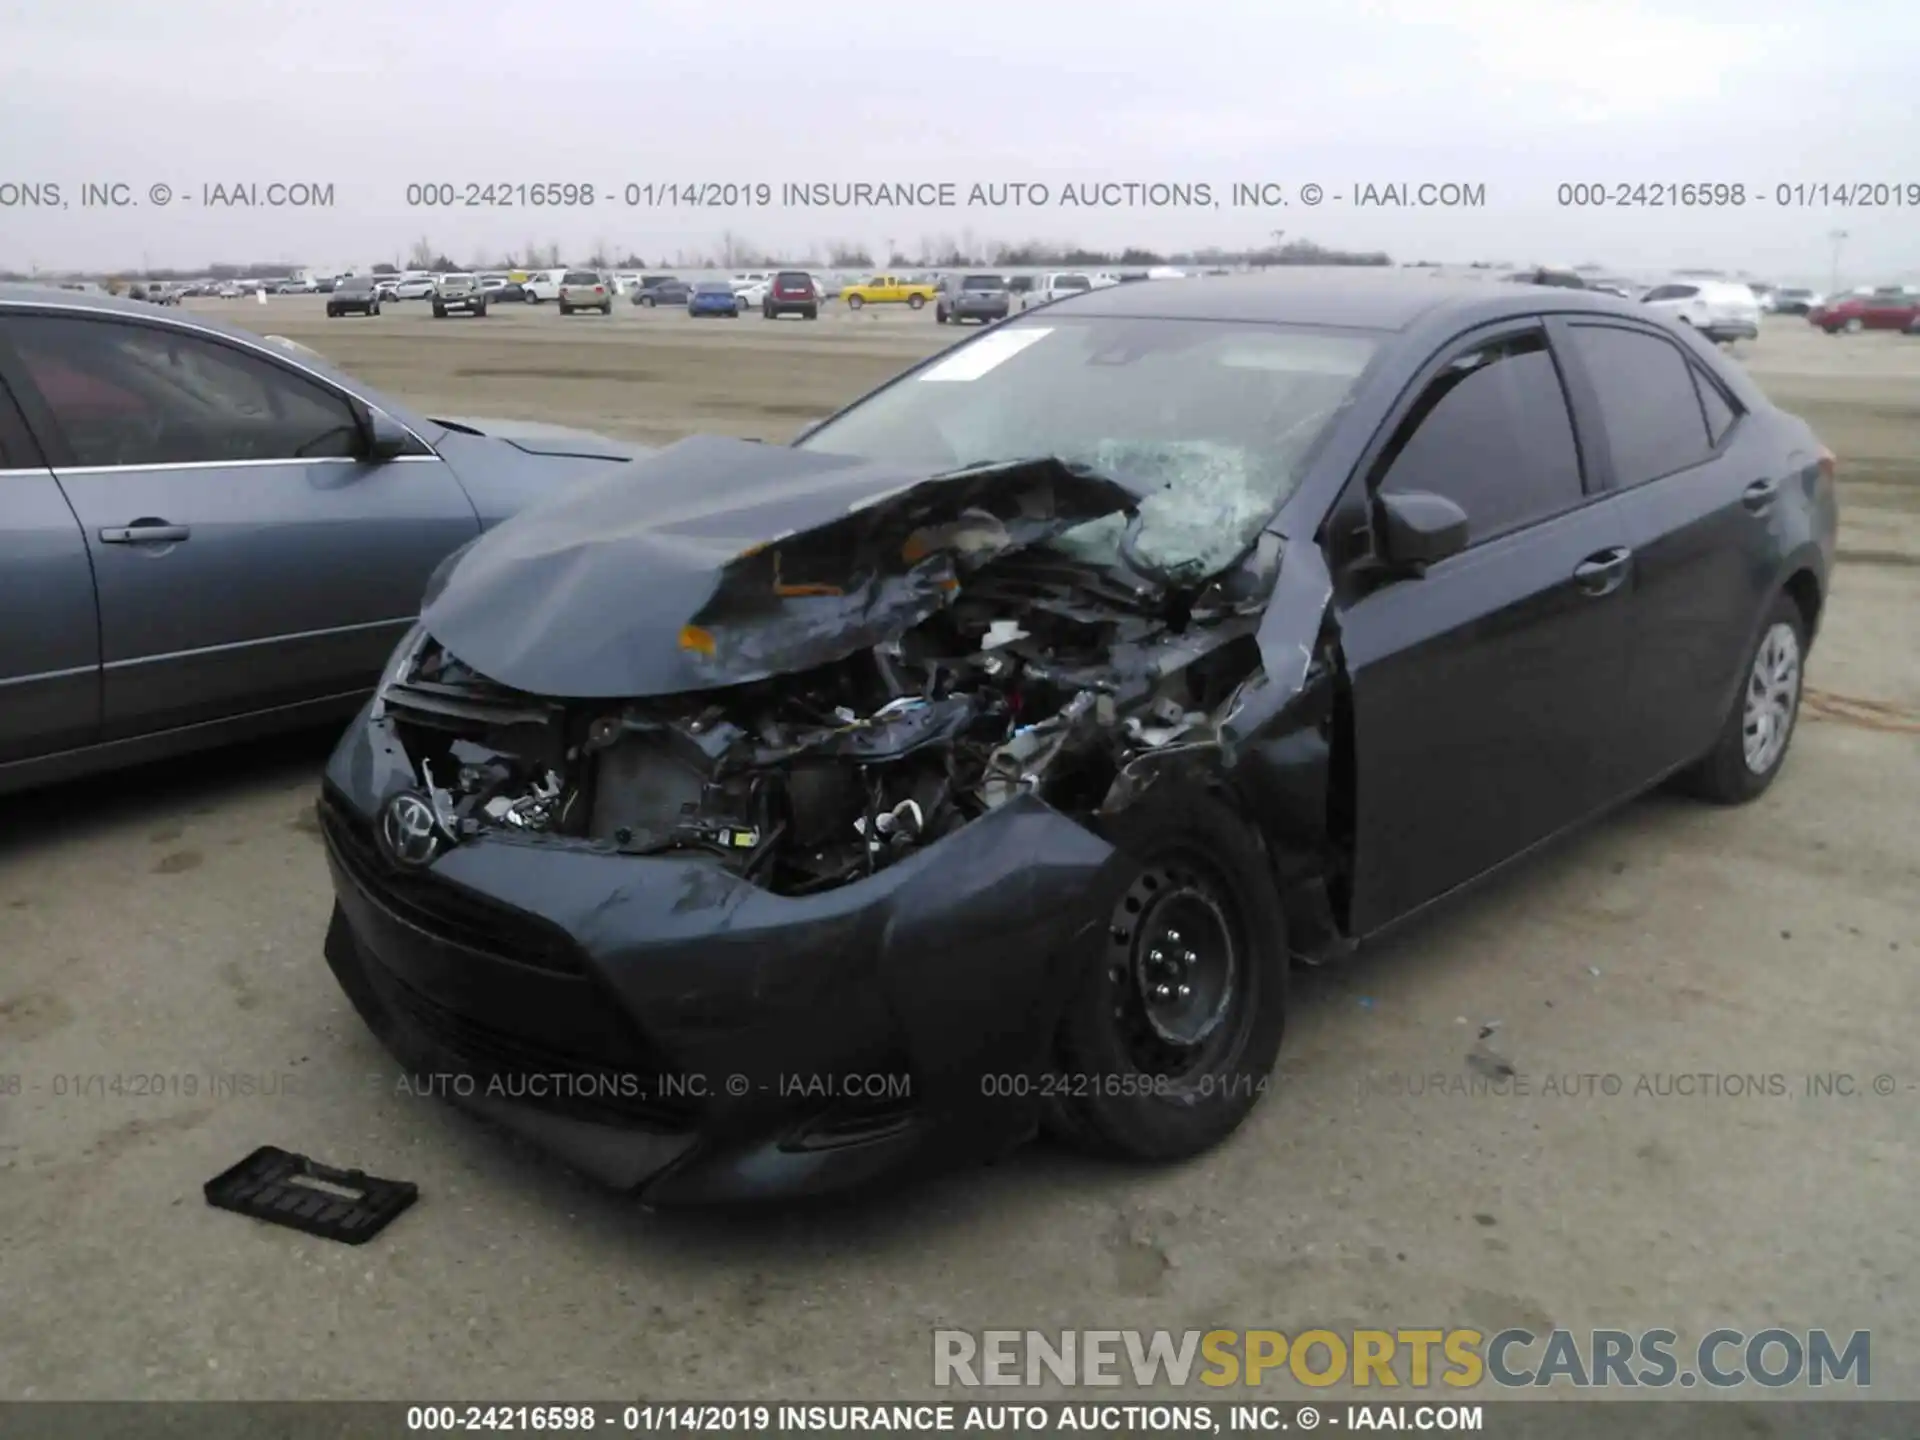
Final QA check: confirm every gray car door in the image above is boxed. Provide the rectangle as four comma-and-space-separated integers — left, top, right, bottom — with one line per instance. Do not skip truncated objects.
0, 308, 480, 741
0, 375, 101, 765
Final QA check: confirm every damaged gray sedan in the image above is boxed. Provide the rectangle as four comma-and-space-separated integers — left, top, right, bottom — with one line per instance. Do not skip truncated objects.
318, 274, 1835, 1204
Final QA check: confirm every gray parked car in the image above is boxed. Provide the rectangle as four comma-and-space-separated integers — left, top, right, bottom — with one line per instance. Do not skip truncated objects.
936, 273, 1011, 325
432, 273, 489, 318
0, 285, 650, 796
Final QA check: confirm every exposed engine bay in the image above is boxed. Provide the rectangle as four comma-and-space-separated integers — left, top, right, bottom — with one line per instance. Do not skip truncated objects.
378, 549, 1271, 897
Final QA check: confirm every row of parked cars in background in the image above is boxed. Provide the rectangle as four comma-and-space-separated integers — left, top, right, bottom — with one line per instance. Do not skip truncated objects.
96, 265, 1920, 340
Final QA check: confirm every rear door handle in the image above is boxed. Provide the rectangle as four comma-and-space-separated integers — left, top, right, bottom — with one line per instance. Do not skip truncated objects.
1573, 546, 1631, 596
1743, 477, 1781, 512
99, 521, 191, 544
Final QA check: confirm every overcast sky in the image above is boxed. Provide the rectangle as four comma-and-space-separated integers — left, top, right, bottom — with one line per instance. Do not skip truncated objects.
3, 0, 1913, 284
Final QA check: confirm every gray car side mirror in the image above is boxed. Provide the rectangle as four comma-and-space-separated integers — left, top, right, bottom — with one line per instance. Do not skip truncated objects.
1373, 490, 1469, 570
364, 408, 412, 461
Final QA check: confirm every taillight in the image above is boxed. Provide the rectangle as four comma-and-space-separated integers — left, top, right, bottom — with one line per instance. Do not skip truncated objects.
594, 285, 604, 294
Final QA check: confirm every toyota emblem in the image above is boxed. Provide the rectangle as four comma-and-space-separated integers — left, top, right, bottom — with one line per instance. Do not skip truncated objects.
378, 791, 443, 870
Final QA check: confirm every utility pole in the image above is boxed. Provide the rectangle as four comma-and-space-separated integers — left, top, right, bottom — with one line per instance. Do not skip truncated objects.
1828, 229, 1848, 297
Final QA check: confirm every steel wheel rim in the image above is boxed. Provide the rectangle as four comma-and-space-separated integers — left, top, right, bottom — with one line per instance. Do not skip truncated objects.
1742, 621, 1800, 774
1105, 854, 1246, 1078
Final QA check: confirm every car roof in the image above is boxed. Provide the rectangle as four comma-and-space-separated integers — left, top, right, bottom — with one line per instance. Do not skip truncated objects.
1039, 269, 1650, 331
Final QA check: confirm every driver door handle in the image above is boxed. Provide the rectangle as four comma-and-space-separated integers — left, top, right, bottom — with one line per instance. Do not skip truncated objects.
1573, 546, 1631, 596
99, 521, 191, 544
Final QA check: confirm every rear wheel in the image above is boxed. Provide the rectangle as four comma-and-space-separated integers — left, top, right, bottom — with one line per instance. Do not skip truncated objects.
559, 303, 572, 315
601, 302, 612, 314
1045, 788, 1288, 1161
1674, 592, 1807, 804
908, 294, 924, 309
803, 305, 817, 320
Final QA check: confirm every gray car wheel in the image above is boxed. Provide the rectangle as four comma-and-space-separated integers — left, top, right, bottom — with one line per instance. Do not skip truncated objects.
1674, 592, 1807, 804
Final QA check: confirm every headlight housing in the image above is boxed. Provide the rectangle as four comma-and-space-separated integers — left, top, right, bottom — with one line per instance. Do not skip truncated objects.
368, 623, 428, 720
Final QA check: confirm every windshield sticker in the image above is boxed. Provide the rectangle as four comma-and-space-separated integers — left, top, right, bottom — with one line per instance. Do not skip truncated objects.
917, 328, 1054, 382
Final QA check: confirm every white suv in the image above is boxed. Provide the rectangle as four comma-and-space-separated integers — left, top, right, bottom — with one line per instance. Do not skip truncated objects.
1639, 280, 1762, 343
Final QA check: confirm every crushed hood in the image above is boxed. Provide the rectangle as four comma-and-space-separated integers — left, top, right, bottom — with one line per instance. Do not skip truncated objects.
418, 435, 1151, 699
429, 415, 651, 460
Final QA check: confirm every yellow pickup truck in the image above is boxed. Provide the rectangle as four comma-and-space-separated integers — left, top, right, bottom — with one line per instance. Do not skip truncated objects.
841, 274, 939, 310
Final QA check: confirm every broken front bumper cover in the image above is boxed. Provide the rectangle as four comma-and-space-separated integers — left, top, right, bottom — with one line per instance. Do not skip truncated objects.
319, 709, 1134, 1205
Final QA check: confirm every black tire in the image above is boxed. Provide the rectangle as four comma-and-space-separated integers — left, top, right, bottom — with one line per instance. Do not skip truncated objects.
1672, 592, 1808, 804
847, 294, 864, 310
559, 303, 571, 315
936, 308, 947, 324
432, 304, 446, 318
601, 302, 612, 315
908, 294, 924, 309
371, 302, 381, 315
1044, 788, 1288, 1161
641, 295, 655, 307
803, 305, 817, 320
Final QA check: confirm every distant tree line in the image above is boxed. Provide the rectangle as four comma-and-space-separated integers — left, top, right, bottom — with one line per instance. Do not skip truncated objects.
0, 232, 1397, 282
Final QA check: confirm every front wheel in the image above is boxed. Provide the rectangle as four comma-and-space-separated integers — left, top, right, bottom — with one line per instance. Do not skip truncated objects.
1044, 788, 1288, 1161
1844, 317, 1864, 334
1673, 592, 1807, 804
432, 305, 446, 318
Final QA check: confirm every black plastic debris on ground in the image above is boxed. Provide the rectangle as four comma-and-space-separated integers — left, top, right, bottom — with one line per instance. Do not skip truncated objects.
203, 1146, 417, 1244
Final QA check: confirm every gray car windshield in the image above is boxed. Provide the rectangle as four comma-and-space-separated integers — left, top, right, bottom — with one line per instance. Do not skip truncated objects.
796, 316, 1377, 581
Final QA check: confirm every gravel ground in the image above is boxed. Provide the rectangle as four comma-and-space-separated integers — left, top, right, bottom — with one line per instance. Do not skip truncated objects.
1, 301, 1914, 1402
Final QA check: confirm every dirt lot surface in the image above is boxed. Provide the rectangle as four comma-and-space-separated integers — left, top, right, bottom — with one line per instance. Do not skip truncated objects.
2, 300, 1916, 1402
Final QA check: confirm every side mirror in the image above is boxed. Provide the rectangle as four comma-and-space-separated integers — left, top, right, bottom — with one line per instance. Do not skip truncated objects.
1372, 490, 1469, 571
364, 407, 412, 462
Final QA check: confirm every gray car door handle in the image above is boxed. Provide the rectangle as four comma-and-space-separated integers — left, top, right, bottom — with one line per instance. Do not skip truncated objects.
1742, 477, 1781, 512
1573, 546, 1631, 596
99, 521, 192, 544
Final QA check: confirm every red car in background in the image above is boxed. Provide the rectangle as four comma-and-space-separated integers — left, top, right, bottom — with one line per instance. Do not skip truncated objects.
1810, 290, 1920, 333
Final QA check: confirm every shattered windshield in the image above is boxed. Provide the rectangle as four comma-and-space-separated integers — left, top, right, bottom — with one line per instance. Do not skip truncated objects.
795, 316, 1377, 581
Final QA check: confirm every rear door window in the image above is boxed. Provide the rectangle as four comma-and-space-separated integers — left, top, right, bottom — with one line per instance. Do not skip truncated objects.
1564, 324, 1714, 487
1375, 329, 1585, 542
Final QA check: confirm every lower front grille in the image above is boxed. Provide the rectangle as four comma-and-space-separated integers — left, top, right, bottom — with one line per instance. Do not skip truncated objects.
376, 965, 702, 1127
318, 788, 584, 975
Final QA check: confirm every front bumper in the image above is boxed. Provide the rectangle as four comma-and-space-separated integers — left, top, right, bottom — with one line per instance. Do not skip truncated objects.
317, 709, 1130, 1205
437, 294, 485, 312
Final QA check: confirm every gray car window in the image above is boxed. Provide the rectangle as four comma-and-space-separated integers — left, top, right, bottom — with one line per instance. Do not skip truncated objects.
1565, 324, 1714, 487
1375, 330, 1585, 542
6, 315, 362, 468
1692, 367, 1739, 446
